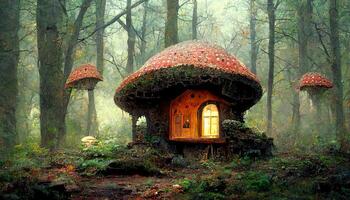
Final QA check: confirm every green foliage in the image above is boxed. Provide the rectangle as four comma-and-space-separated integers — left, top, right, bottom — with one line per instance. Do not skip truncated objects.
1, 149, 70, 199
80, 138, 121, 159
76, 139, 167, 176
76, 137, 125, 175
222, 120, 247, 131
225, 171, 272, 196
0, 143, 49, 182
239, 171, 272, 192
179, 178, 193, 191
77, 158, 112, 173
178, 177, 226, 200
144, 134, 161, 144
200, 159, 218, 170
145, 178, 154, 187
227, 156, 253, 170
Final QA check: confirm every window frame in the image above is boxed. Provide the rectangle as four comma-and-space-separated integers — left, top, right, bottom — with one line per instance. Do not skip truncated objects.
197, 101, 221, 139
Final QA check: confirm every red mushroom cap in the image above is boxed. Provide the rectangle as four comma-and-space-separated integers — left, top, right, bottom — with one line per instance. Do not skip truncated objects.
114, 40, 262, 113
116, 41, 259, 93
299, 72, 333, 91
65, 64, 103, 89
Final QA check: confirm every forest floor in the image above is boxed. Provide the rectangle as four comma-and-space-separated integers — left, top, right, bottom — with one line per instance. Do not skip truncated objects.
1, 142, 350, 200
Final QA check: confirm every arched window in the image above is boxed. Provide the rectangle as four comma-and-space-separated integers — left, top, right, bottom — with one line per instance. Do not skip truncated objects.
201, 104, 219, 138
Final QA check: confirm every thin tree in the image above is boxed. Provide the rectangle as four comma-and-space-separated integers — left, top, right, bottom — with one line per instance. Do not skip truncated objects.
96, 0, 106, 75
192, 0, 198, 40
249, 0, 258, 74
86, 0, 107, 136
139, 1, 148, 64
329, 0, 346, 148
266, 0, 276, 135
165, 0, 179, 47
126, 0, 136, 74
0, 0, 20, 154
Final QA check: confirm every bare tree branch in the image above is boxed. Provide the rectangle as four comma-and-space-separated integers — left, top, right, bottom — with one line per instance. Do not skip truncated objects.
116, 18, 146, 42
106, 52, 127, 78
79, 0, 147, 42
314, 22, 331, 62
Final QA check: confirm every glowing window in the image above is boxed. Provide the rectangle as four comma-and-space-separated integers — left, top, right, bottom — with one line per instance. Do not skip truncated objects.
202, 104, 219, 138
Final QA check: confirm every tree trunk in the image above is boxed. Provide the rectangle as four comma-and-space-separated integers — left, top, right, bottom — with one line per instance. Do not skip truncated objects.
249, 0, 257, 74
0, 0, 19, 154
96, 0, 106, 75
329, 0, 346, 147
192, 0, 198, 40
293, 0, 313, 136
37, 0, 93, 149
165, 0, 179, 47
139, 1, 148, 65
131, 115, 138, 142
285, 63, 300, 143
266, 0, 275, 135
126, 0, 136, 74
63, 0, 93, 80
86, 90, 96, 136
85, 0, 107, 137
37, 0, 65, 150
61, 0, 93, 145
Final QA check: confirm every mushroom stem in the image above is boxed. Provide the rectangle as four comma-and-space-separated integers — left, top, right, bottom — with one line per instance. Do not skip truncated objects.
131, 115, 138, 142
310, 93, 325, 138
86, 90, 96, 136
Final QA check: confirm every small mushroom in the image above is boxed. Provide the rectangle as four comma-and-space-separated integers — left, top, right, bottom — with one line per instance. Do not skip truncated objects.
299, 72, 333, 101
81, 136, 97, 147
65, 64, 103, 136
299, 72, 333, 133
65, 64, 103, 90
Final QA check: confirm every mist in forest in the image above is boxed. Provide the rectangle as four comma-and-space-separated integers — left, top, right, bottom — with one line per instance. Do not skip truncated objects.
2, 0, 347, 151
0, 0, 350, 199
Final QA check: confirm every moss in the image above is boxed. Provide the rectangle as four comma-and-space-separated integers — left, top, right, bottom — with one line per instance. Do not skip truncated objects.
77, 142, 170, 177
100, 158, 161, 176
240, 171, 272, 192
227, 156, 253, 170
222, 120, 247, 131
222, 119, 274, 158
178, 176, 227, 200
115, 65, 262, 113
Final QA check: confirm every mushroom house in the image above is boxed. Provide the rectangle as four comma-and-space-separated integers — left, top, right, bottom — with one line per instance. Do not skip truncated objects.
114, 41, 273, 158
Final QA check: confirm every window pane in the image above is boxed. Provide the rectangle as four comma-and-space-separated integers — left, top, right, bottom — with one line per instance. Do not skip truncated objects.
202, 104, 219, 138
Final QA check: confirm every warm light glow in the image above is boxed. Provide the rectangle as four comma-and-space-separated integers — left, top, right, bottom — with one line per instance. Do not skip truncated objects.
202, 104, 219, 138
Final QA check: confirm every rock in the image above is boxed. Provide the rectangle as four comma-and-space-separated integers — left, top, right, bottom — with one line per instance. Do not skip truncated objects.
315, 170, 350, 193
222, 120, 274, 158
171, 155, 189, 167
65, 184, 80, 193
172, 184, 184, 193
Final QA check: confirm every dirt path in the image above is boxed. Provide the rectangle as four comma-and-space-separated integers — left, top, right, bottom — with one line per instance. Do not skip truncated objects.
66, 168, 205, 200
70, 175, 175, 199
